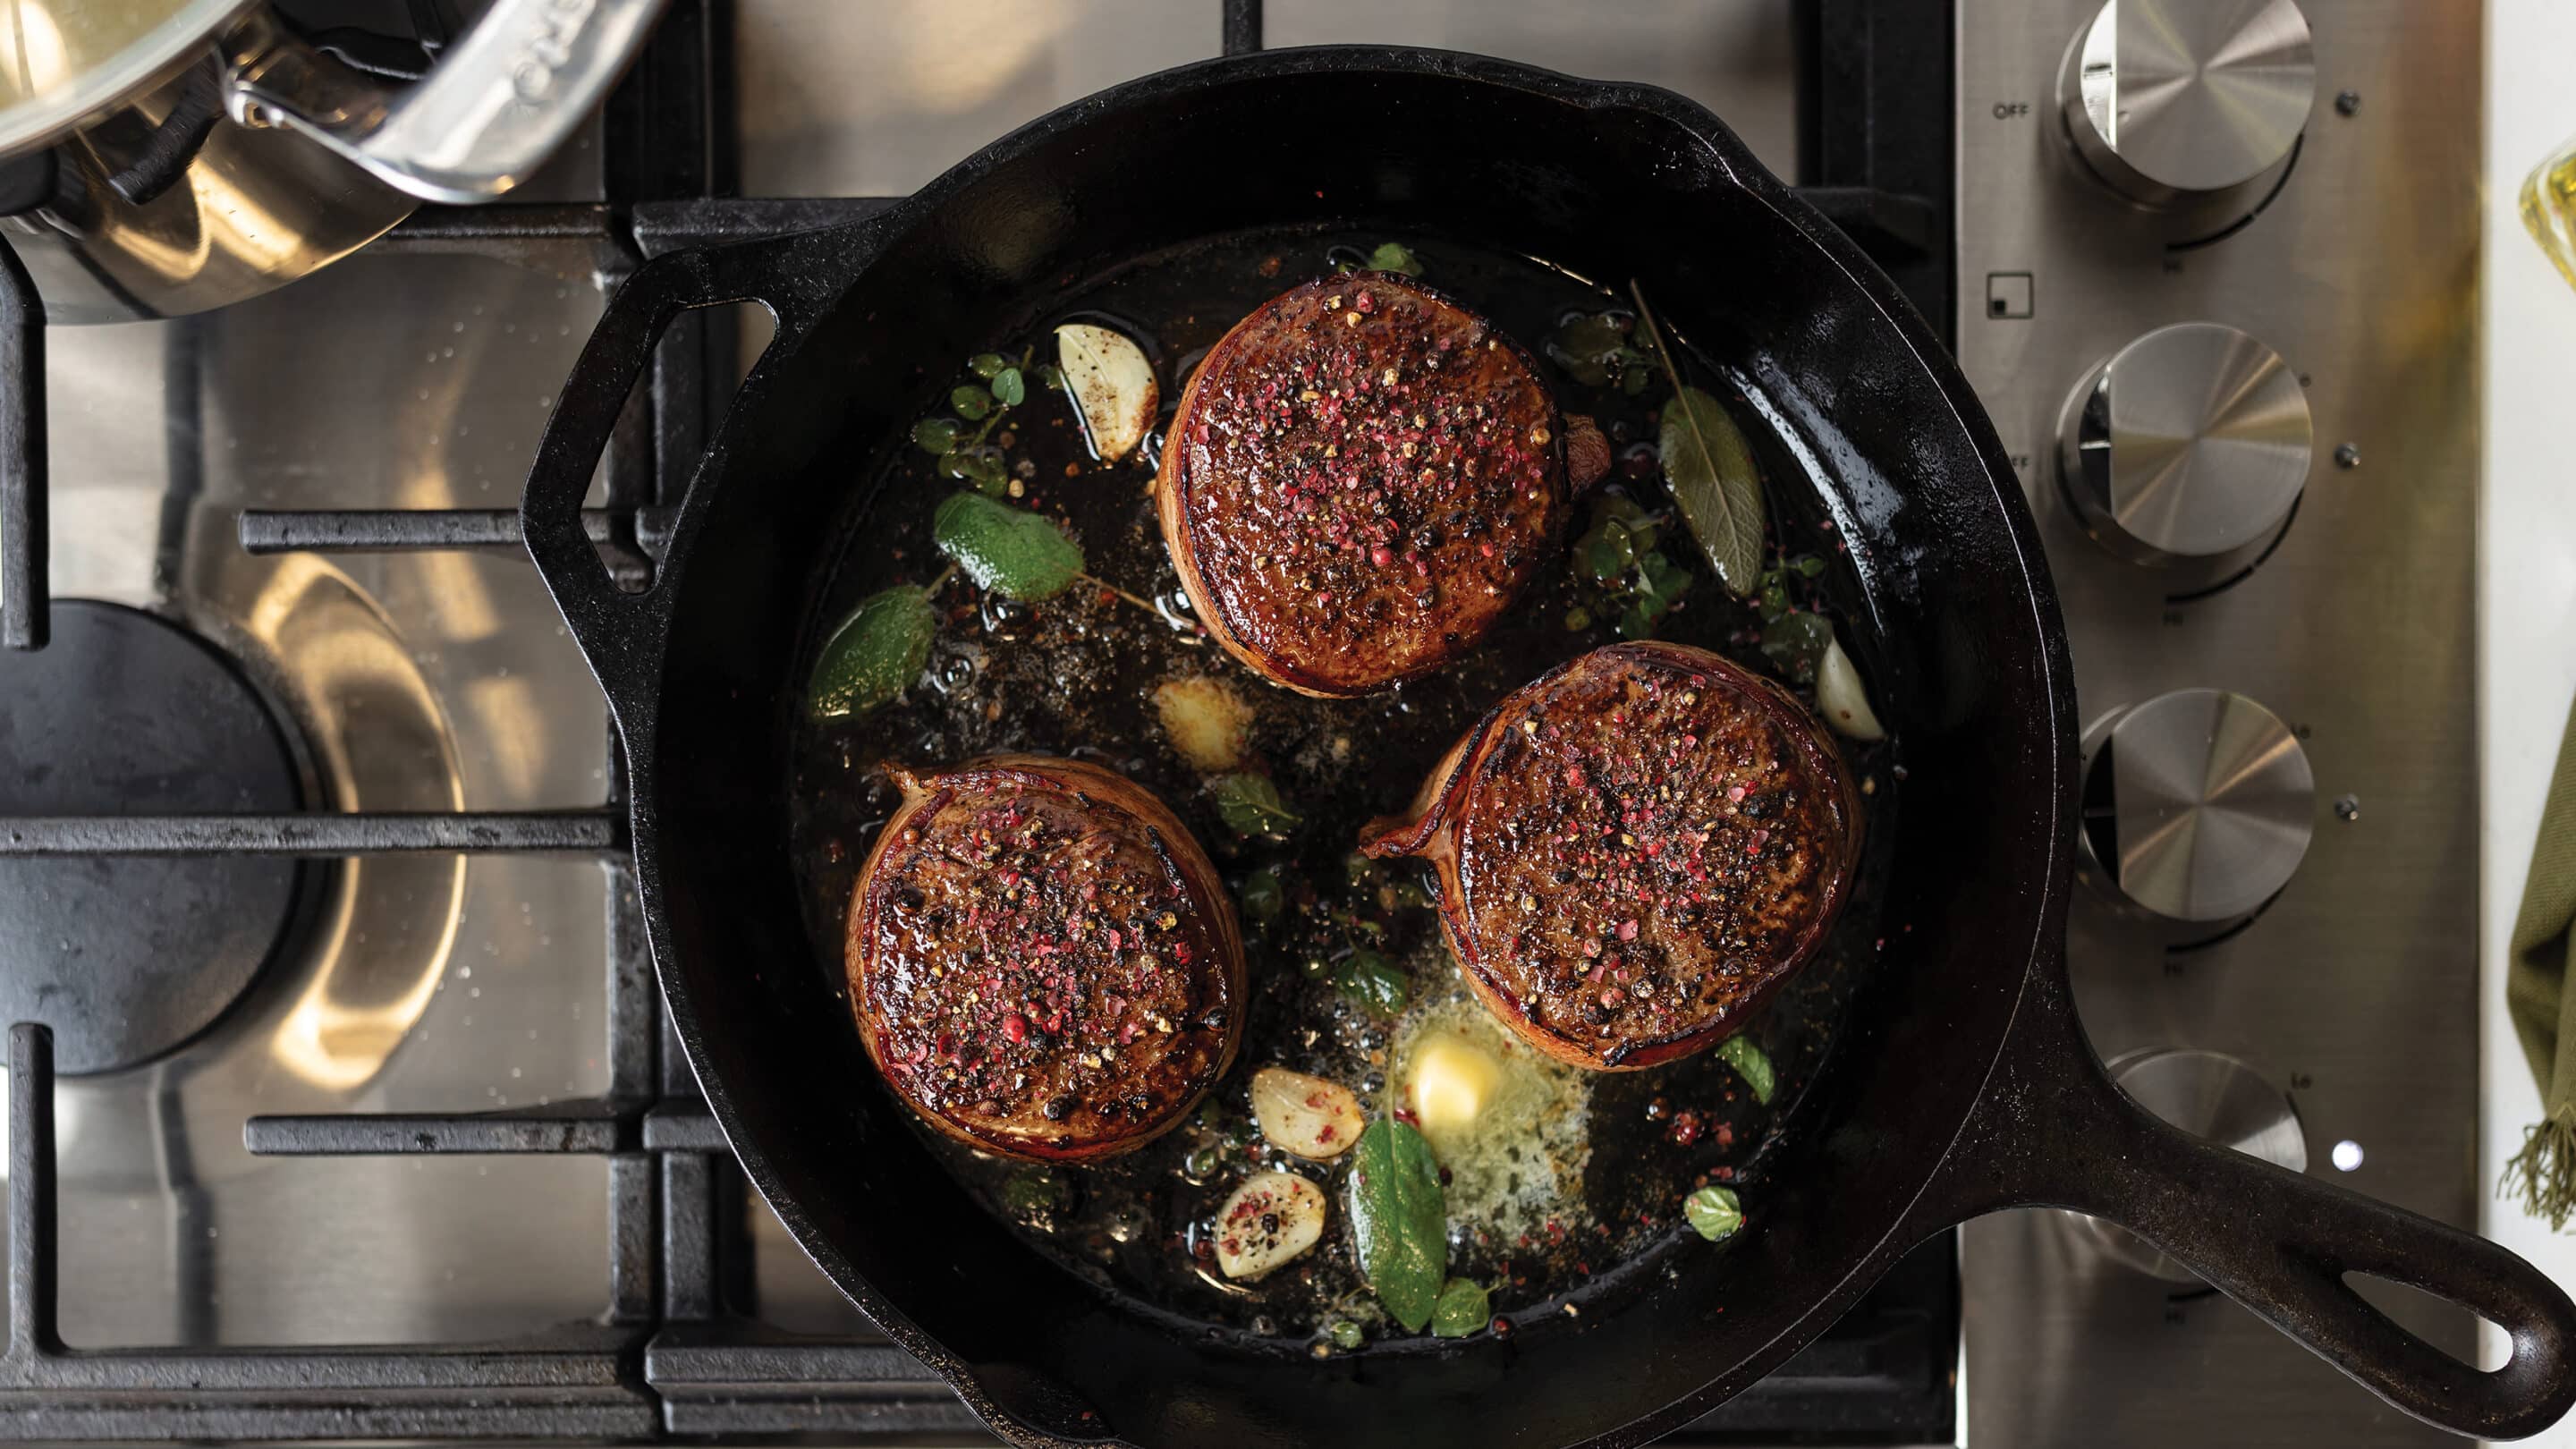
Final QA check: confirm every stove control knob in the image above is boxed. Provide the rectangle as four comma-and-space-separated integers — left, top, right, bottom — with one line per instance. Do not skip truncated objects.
2078, 689, 2314, 923
2073, 1048, 2307, 1281
2058, 0, 2316, 208
2056, 323, 2312, 565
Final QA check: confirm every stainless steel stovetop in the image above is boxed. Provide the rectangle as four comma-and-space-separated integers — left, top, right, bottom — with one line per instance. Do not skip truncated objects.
1953, 1, 2487, 1445
0, 1, 2498, 1445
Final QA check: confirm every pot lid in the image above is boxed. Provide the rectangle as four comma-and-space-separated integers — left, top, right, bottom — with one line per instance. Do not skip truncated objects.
0, 1, 258, 157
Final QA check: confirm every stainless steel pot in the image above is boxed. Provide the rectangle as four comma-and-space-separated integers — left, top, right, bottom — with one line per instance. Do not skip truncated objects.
0, 0, 664, 322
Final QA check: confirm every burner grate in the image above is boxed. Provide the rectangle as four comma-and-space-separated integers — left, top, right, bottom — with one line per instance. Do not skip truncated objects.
0, 1, 1958, 1441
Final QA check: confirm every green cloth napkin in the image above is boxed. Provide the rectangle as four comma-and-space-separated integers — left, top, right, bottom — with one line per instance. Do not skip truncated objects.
2506, 698, 2576, 1228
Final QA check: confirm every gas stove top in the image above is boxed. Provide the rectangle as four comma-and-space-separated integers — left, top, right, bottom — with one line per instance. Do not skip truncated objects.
0, 1, 2495, 1445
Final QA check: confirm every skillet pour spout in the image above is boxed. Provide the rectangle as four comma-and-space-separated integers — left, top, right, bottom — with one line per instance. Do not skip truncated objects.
517, 44, 2576, 1449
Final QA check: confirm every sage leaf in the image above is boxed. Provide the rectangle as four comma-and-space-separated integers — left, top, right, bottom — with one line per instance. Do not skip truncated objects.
1238, 866, 1284, 922
1366, 241, 1422, 275
1430, 1277, 1489, 1338
1211, 773, 1300, 837
1716, 1035, 1775, 1105
1661, 385, 1767, 596
807, 585, 936, 721
1335, 950, 1408, 1017
1758, 611, 1835, 684
931, 491, 1084, 600
1685, 1184, 1745, 1241
1350, 1118, 1445, 1332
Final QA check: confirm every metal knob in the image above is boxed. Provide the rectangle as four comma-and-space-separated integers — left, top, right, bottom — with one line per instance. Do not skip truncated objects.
2056, 323, 2313, 564
2058, 0, 2317, 207
2074, 1048, 2308, 1281
2079, 689, 2314, 923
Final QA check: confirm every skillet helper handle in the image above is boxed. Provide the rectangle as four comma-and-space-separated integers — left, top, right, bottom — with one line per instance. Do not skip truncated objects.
519, 246, 769, 728
1919, 973, 2576, 1441
225, 0, 668, 204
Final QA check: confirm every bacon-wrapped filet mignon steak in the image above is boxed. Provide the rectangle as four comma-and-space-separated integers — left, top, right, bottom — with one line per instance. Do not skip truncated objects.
846, 756, 1245, 1160
1360, 642, 1860, 1071
1157, 271, 1586, 696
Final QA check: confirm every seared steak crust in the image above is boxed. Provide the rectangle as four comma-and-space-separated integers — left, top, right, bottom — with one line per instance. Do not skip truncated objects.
1364, 643, 1860, 1070
847, 756, 1244, 1159
1158, 272, 1567, 696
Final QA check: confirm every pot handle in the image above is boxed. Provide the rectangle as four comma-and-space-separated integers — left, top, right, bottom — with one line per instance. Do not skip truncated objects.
1909, 967, 2576, 1439
223, 0, 668, 204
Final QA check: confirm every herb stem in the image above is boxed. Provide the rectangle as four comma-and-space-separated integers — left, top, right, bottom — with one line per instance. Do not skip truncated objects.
928, 562, 961, 597
1625, 278, 1675, 380
1080, 572, 1207, 636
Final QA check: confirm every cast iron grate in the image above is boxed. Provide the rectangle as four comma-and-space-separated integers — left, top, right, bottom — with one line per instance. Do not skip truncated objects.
0, 0, 1958, 1440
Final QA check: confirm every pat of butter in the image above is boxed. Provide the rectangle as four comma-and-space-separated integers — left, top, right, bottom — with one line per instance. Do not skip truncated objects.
1409, 1035, 1502, 1155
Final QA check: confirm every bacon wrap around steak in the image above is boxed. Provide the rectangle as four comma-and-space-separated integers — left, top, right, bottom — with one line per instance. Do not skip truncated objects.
1157, 271, 1571, 696
847, 756, 1245, 1160
1361, 643, 1861, 1071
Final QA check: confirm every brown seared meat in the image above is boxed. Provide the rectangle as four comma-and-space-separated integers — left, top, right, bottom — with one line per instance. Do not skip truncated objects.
1361, 643, 1860, 1071
847, 756, 1244, 1160
1157, 272, 1572, 697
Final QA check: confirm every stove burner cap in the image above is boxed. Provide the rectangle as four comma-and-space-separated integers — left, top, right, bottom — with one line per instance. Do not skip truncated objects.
0, 601, 303, 1073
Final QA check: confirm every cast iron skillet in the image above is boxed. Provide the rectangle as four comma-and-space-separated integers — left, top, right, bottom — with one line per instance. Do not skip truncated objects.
518, 47, 2576, 1448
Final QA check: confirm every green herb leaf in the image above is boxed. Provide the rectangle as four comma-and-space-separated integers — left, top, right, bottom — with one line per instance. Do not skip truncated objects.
1795, 554, 1827, 578
969, 352, 1010, 380
962, 453, 1008, 496
1211, 773, 1301, 837
951, 384, 994, 420
1326, 1318, 1365, 1351
991, 367, 1027, 407
1350, 1118, 1446, 1332
806, 585, 936, 720
1430, 1277, 1490, 1338
1685, 1184, 1745, 1241
1758, 611, 1835, 685
1037, 362, 1066, 392
1335, 951, 1408, 1017
1614, 602, 1657, 640
1564, 606, 1594, 631
1239, 867, 1284, 922
1580, 517, 1637, 581
1634, 551, 1692, 622
931, 491, 1084, 600
1366, 241, 1422, 275
1660, 384, 1767, 596
911, 418, 959, 454
1717, 1035, 1776, 1105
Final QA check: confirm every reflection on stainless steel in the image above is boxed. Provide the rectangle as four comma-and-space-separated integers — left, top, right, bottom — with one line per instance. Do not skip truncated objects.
2060, 0, 2316, 206
2080, 689, 2316, 924
2071, 1048, 2309, 1282
0, 1, 242, 149
6, 49, 415, 323
4, 245, 617, 1347
2056, 323, 2314, 564
1961, 0, 2480, 1442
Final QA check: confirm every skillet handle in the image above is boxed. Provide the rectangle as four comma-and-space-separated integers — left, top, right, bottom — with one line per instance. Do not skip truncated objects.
1911, 968, 2576, 1441
520, 240, 818, 734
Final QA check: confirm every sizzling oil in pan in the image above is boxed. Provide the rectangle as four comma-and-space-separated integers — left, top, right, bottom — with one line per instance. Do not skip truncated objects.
788, 228, 1898, 1351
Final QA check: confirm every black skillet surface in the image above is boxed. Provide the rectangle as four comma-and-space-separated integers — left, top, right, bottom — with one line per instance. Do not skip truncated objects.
519, 47, 2576, 1448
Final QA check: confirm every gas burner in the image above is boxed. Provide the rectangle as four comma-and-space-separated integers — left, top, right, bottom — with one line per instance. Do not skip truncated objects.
0, 599, 304, 1073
